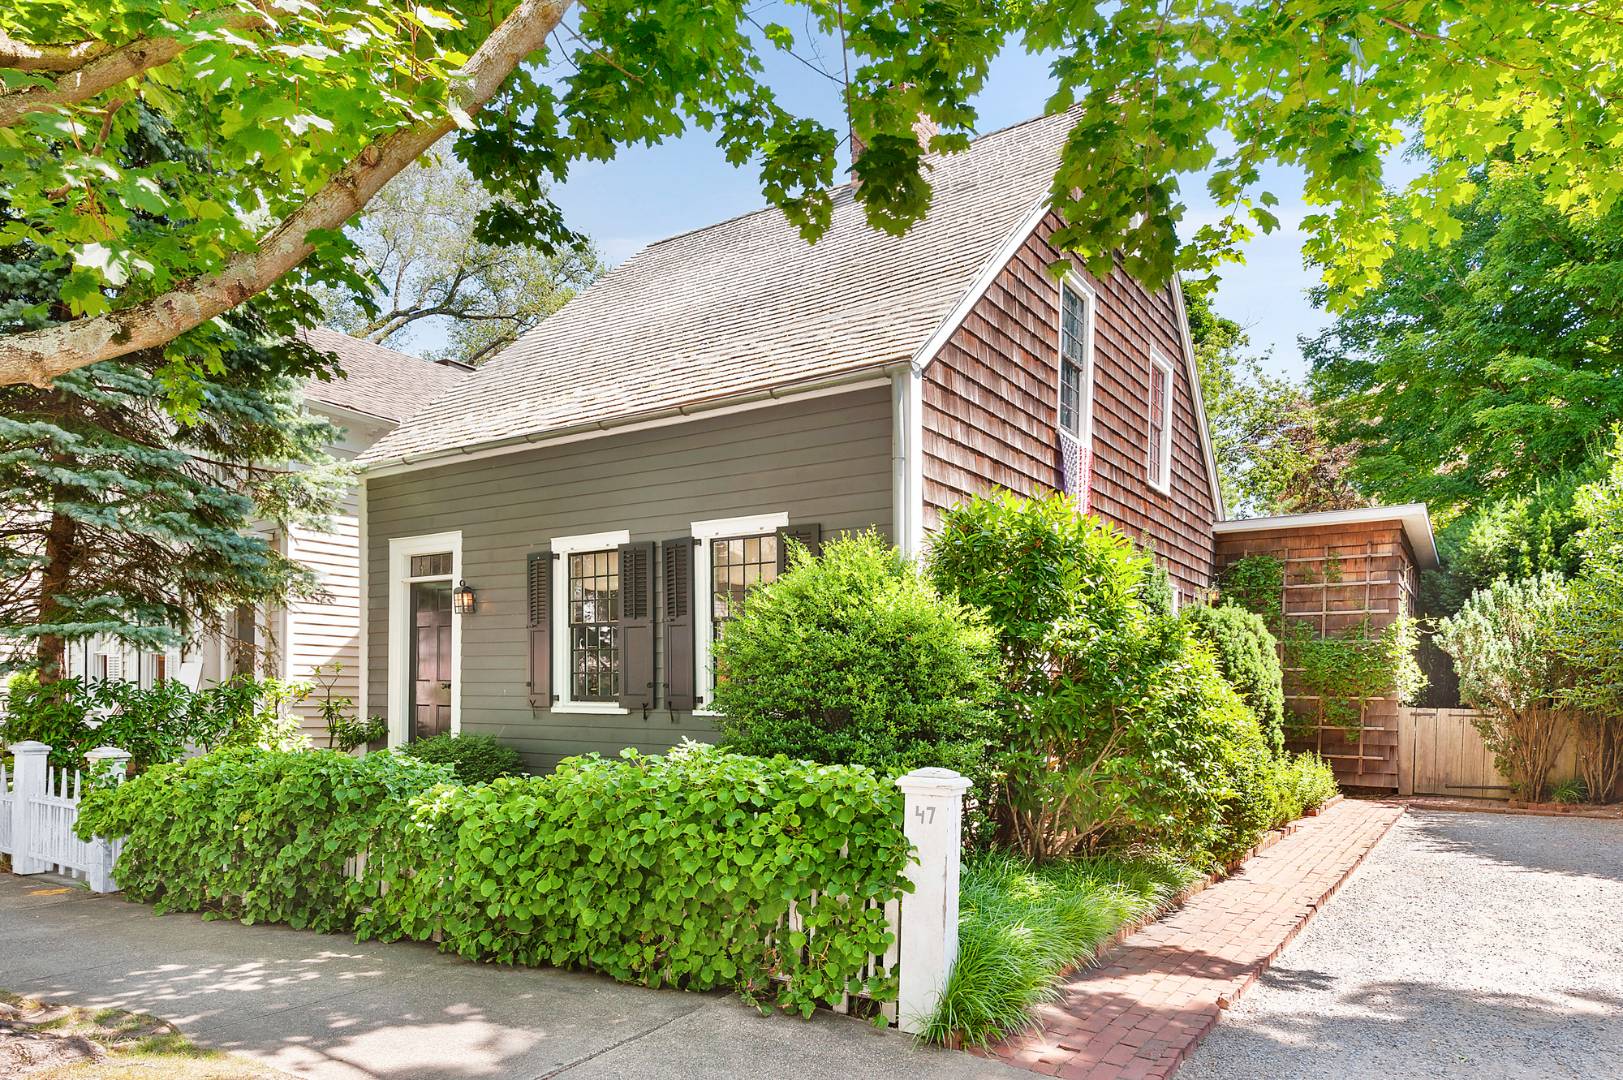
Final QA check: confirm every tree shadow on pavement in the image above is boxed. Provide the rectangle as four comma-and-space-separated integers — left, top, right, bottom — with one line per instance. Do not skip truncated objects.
1403, 810, 1623, 885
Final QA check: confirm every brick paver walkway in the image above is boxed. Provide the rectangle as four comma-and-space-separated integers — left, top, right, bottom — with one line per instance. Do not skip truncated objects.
984, 798, 1406, 1080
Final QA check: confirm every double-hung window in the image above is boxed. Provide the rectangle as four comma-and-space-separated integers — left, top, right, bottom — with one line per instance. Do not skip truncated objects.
690, 513, 790, 708
1148, 351, 1174, 493
567, 548, 621, 702
1058, 280, 1091, 438
545, 530, 632, 714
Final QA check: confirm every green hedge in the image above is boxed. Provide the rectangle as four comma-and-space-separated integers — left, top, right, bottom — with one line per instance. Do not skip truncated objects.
79, 743, 912, 1016
74, 748, 450, 930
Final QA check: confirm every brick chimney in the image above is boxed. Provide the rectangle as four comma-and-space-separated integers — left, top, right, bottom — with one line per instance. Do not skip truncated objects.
850, 112, 940, 179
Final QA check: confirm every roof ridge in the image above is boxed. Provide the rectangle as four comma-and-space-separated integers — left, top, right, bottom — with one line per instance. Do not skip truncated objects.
638, 108, 1069, 256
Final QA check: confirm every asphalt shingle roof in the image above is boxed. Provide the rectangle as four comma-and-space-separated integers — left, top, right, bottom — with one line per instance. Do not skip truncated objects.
360, 109, 1078, 467
300, 327, 472, 425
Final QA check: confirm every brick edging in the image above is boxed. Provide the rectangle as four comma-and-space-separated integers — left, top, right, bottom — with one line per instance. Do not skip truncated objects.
1050, 794, 1350, 996
1209, 801, 1403, 1012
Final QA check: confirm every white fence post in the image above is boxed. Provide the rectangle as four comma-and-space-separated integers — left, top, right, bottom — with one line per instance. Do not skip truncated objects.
8, 741, 50, 875
83, 747, 131, 893
894, 767, 969, 1035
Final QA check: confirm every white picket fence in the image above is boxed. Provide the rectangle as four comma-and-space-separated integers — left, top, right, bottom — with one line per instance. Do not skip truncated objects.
0, 741, 129, 892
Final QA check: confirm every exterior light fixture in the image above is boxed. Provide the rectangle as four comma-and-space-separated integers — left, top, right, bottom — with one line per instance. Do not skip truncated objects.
452, 580, 476, 615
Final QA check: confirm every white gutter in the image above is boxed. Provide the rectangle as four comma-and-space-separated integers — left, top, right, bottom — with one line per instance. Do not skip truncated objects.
1213, 503, 1440, 569
361, 366, 899, 479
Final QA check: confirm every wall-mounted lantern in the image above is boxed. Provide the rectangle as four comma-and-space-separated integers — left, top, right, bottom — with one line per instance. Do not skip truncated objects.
452, 580, 476, 615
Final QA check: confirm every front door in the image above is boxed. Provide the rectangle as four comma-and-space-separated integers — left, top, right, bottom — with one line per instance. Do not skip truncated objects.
411, 580, 453, 740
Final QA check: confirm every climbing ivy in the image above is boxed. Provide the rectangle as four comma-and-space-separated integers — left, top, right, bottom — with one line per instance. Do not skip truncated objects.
1218, 554, 1285, 628
1284, 617, 1426, 738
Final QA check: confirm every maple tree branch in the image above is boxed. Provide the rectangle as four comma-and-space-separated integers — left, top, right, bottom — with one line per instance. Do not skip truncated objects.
0, 29, 112, 72
0, 0, 574, 388
0, 11, 268, 127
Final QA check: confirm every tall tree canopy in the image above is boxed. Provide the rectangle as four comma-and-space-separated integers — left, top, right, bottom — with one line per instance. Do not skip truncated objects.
315, 156, 602, 365
1185, 283, 1361, 518
0, 103, 342, 679
1, 1, 1618, 389
1307, 161, 1623, 516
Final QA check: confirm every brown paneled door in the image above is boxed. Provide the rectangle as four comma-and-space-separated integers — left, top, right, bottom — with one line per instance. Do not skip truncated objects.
411, 580, 453, 740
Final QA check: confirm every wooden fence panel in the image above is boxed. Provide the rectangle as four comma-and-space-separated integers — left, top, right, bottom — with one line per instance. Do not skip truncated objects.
1398, 707, 1580, 799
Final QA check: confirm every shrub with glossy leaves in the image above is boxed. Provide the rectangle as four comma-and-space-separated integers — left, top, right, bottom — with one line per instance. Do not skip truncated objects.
355, 743, 911, 1015
74, 747, 451, 929
400, 732, 523, 784
1182, 603, 1286, 755
929, 492, 1273, 862
712, 531, 998, 796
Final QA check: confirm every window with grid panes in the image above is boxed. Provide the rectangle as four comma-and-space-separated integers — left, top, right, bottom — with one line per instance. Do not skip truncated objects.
1059, 282, 1088, 435
568, 550, 620, 701
410, 553, 452, 577
711, 533, 778, 642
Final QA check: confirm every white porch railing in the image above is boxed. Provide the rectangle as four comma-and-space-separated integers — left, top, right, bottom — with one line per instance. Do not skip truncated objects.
1, 741, 129, 892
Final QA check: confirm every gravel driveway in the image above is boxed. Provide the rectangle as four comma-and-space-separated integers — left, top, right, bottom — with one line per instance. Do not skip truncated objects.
1182, 809, 1623, 1080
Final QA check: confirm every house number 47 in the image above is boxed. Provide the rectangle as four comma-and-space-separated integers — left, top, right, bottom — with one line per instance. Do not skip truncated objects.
913, 805, 937, 825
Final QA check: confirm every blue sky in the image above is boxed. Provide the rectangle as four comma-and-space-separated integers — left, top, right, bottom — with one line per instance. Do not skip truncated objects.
393, 25, 1376, 378
540, 31, 1338, 381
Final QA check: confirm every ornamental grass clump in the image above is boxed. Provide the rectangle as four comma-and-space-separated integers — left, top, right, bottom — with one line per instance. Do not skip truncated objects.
925, 850, 1196, 1046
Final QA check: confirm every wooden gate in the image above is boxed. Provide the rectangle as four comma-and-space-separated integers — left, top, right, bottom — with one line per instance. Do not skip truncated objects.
1397, 707, 1578, 798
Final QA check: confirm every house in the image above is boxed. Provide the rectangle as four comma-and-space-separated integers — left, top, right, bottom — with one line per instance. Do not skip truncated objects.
355, 110, 1228, 771
356, 110, 1442, 786
61, 329, 470, 741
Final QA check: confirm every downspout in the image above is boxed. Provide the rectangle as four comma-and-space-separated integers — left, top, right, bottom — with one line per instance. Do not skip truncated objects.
889, 364, 925, 557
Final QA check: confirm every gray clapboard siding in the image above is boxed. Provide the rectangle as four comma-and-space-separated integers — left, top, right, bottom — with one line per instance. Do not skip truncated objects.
365, 386, 895, 772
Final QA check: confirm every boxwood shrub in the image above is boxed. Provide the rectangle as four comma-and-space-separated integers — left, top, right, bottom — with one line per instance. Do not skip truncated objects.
712, 531, 999, 800
1181, 603, 1286, 755
79, 743, 912, 1017
399, 732, 524, 784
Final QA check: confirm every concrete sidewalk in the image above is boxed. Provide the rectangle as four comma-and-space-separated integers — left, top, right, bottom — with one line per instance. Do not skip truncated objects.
0, 874, 1022, 1079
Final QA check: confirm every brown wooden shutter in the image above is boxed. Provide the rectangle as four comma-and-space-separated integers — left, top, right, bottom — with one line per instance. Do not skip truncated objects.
526, 552, 553, 708
662, 537, 696, 711
776, 522, 822, 573
618, 540, 656, 711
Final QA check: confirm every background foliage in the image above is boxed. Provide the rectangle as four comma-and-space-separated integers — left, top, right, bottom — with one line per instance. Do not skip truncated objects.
2, 673, 306, 770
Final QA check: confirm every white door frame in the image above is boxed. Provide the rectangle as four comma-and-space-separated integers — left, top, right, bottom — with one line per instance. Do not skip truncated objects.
387, 531, 463, 747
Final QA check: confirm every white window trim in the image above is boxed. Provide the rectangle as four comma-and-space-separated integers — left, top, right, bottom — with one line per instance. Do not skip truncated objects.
1056, 273, 1098, 448
691, 512, 789, 710
1148, 350, 1175, 495
550, 529, 632, 716
386, 531, 463, 748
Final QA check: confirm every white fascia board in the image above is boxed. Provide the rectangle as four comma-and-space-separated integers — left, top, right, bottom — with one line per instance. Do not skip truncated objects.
1214, 503, 1440, 569
1170, 273, 1228, 522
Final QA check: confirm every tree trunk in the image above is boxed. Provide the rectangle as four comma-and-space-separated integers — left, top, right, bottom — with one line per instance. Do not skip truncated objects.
35, 506, 77, 683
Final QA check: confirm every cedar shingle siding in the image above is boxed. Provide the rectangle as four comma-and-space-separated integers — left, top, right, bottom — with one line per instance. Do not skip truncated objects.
365, 387, 893, 772
922, 213, 1219, 597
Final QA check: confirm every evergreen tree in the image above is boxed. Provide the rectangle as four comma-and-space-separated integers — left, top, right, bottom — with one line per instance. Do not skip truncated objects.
1, 109, 342, 680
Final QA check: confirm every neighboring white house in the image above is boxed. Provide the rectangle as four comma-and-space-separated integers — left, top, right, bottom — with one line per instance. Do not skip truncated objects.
61, 329, 471, 740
